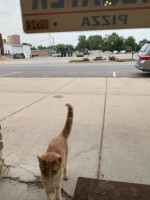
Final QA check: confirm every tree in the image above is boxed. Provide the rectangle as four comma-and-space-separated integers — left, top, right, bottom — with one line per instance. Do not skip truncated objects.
2, 39, 6, 43
37, 45, 47, 50
46, 45, 54, 49
87, 35, 104, 50
76, 35, 87, 50
137, 39, 149, 50
65, 44, 74, 51
124, 36, 136, 52
31, 47, 37, 50
54, 44, 74, 53
102, 33, 125, 52
55, 44, 66, 53
22, 43, 32, 46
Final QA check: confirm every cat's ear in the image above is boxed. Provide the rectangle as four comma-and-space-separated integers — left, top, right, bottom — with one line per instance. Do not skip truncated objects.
54, 156, 62, 164
37, 155, 45, 163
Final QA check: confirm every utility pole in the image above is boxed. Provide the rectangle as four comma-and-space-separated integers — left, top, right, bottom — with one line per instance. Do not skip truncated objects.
48, 34, 51, 47
53, 37, 54, 48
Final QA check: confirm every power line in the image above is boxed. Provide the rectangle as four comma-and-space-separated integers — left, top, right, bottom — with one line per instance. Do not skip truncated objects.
31, 38, 50, 45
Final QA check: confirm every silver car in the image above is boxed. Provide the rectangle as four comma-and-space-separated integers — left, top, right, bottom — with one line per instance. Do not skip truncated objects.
135, 42, 150, 71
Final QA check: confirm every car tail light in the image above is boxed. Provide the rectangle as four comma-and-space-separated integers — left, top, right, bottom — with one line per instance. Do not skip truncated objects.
140, 55, 150, 60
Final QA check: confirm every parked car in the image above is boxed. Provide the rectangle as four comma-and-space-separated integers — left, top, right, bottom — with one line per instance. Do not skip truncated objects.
52, 53, 61, 57
135, 42, 150, 71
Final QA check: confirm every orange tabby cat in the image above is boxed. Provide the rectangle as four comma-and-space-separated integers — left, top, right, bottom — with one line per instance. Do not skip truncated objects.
37, 104, 73, 200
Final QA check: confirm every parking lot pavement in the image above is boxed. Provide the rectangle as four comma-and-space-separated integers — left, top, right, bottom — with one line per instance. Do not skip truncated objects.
0, 52, 137, 65
0, 77, 150, 199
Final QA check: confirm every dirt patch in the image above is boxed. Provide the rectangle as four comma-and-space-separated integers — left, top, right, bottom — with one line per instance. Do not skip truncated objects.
0, 56, 13, 60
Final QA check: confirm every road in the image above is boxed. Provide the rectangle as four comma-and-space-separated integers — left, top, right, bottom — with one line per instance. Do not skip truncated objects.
0, 62, 150, 78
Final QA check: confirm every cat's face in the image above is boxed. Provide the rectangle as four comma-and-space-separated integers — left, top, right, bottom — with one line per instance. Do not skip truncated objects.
37, 152, 62, 179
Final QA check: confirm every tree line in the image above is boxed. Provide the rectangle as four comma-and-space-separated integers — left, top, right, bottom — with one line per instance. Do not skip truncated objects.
29, 32, 149, 53
76, 33, 148, 52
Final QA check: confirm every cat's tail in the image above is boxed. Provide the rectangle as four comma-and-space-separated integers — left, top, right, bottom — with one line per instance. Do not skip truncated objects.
61, 104, 73, 139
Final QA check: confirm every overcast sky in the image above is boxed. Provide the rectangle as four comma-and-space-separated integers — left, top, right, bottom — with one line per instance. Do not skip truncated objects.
0, 0, 150, 48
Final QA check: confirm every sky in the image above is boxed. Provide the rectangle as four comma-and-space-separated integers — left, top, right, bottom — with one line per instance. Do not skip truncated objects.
0, 0, 150, 48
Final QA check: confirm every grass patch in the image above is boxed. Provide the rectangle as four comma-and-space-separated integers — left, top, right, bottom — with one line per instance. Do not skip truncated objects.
117, 59, 136, 62
69, 60, 89, 63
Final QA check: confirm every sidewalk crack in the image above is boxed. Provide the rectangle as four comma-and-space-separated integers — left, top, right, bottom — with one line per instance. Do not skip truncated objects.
97, 78, 108, 179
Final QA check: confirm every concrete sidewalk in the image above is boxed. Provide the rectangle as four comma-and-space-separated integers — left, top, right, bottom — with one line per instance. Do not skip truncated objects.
0, 77, 150, 200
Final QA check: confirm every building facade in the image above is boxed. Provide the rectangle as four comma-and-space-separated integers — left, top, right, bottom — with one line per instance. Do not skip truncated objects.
31, 49, 56, 57
4, 43, 31, 59
7, 35, 20, 45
